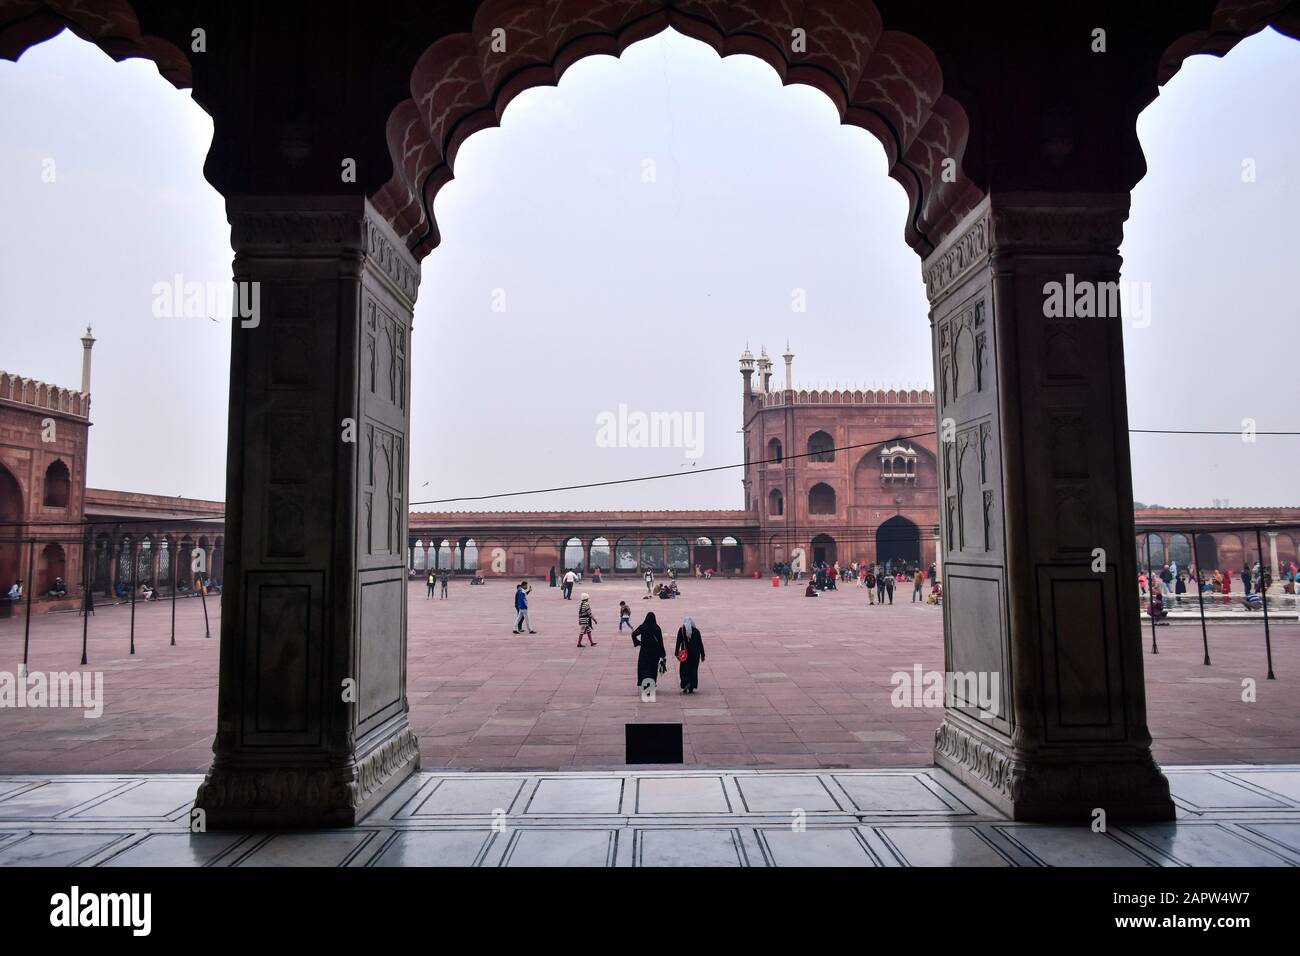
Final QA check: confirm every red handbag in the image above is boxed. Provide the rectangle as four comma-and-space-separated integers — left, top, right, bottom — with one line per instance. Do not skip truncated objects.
676, 646, 689, 662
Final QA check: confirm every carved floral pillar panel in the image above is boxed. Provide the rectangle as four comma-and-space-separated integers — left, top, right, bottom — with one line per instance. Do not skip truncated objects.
925, 193, 1173, 821
196, 196, 421, 827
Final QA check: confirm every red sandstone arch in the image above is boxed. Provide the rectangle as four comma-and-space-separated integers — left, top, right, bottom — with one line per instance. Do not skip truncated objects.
0, 463, 22, 592
1218, 533, 1244, 571
372, 0, 984, 259
808, 481, 836, 514
1277, 533, 1297, 567
37, 542, 65, 593
0, 0, 192, 87
1157, 0, 1300, 85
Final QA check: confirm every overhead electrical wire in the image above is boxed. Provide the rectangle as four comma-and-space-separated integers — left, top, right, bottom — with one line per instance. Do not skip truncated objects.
2, 426, 1298, 529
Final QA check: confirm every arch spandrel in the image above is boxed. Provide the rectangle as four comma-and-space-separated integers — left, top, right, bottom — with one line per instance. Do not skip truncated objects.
373, 0, 981, 260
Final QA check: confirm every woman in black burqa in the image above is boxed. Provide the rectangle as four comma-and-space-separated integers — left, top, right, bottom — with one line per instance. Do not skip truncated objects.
630, 611, 666, 690
674, 615, 705, 694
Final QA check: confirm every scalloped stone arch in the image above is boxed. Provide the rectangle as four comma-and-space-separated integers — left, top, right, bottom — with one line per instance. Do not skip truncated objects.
372, 0, 985, 261
0, 0, 192, 87
1157, 0, 1300, 85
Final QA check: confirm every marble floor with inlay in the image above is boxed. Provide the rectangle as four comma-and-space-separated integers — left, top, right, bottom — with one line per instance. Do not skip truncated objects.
1, 765, 1299, 867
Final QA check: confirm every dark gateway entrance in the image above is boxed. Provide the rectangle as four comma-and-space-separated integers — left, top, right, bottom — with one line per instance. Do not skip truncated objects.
877, 515, 920, 568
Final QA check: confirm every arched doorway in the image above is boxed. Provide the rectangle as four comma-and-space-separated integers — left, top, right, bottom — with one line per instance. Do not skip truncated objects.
1217, 533, 1244, 571
93, 533, 111, 592
0, 465, 22, 593
877, 516, 920, 569
116, 535, 134, 592
138, 536, 154, 586
589, 537, 610, 571
1138, 532, 1166, 567
811, 533, 837, 567
720, 536, 744, 574
1277, 533, 1298, 568
158, 537, 172, 589
667, 537, 690, 571
38, 543, 66, 594
640, 537, 665, 572
693, 536, 716, 573
614, 537, 637, 572
562, 536, 584, 571
1168, 533, 1192, 567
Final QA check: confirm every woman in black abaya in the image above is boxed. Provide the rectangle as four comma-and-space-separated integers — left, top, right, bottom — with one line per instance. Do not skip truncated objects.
630, 611, 666, 691
674, 616, 705, 693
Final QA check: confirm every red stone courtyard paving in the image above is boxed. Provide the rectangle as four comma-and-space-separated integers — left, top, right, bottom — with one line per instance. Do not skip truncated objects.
1, 579, 1297, 772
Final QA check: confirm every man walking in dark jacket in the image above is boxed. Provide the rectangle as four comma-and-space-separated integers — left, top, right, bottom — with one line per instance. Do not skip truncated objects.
513, 581, 535, 634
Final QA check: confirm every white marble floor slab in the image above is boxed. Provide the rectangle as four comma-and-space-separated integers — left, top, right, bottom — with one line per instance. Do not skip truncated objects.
0, 766, 1297, 866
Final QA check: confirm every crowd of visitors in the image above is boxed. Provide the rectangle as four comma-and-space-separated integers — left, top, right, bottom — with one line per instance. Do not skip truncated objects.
465, 556, 943, 697
785, 559, 943, 606
1139, 558, 1297, 620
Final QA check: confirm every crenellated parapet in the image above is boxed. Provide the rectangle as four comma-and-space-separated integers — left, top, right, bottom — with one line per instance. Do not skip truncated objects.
761, 387, 934, 407
0, 371, 90, 418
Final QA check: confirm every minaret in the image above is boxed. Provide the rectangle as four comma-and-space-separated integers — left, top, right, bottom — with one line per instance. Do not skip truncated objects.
739, 344, 755, 399
80, 326, 96, 395
757, 346, 772, 393
782, 340, 794, 391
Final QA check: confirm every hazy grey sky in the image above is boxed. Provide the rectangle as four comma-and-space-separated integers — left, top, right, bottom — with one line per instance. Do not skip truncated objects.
1, 28, 1297, 511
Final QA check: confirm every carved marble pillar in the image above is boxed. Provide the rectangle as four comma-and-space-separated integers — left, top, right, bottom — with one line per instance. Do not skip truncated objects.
1267, 531, 1280, 582
196, 196, 421, 827
925, 193, 1173, 822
